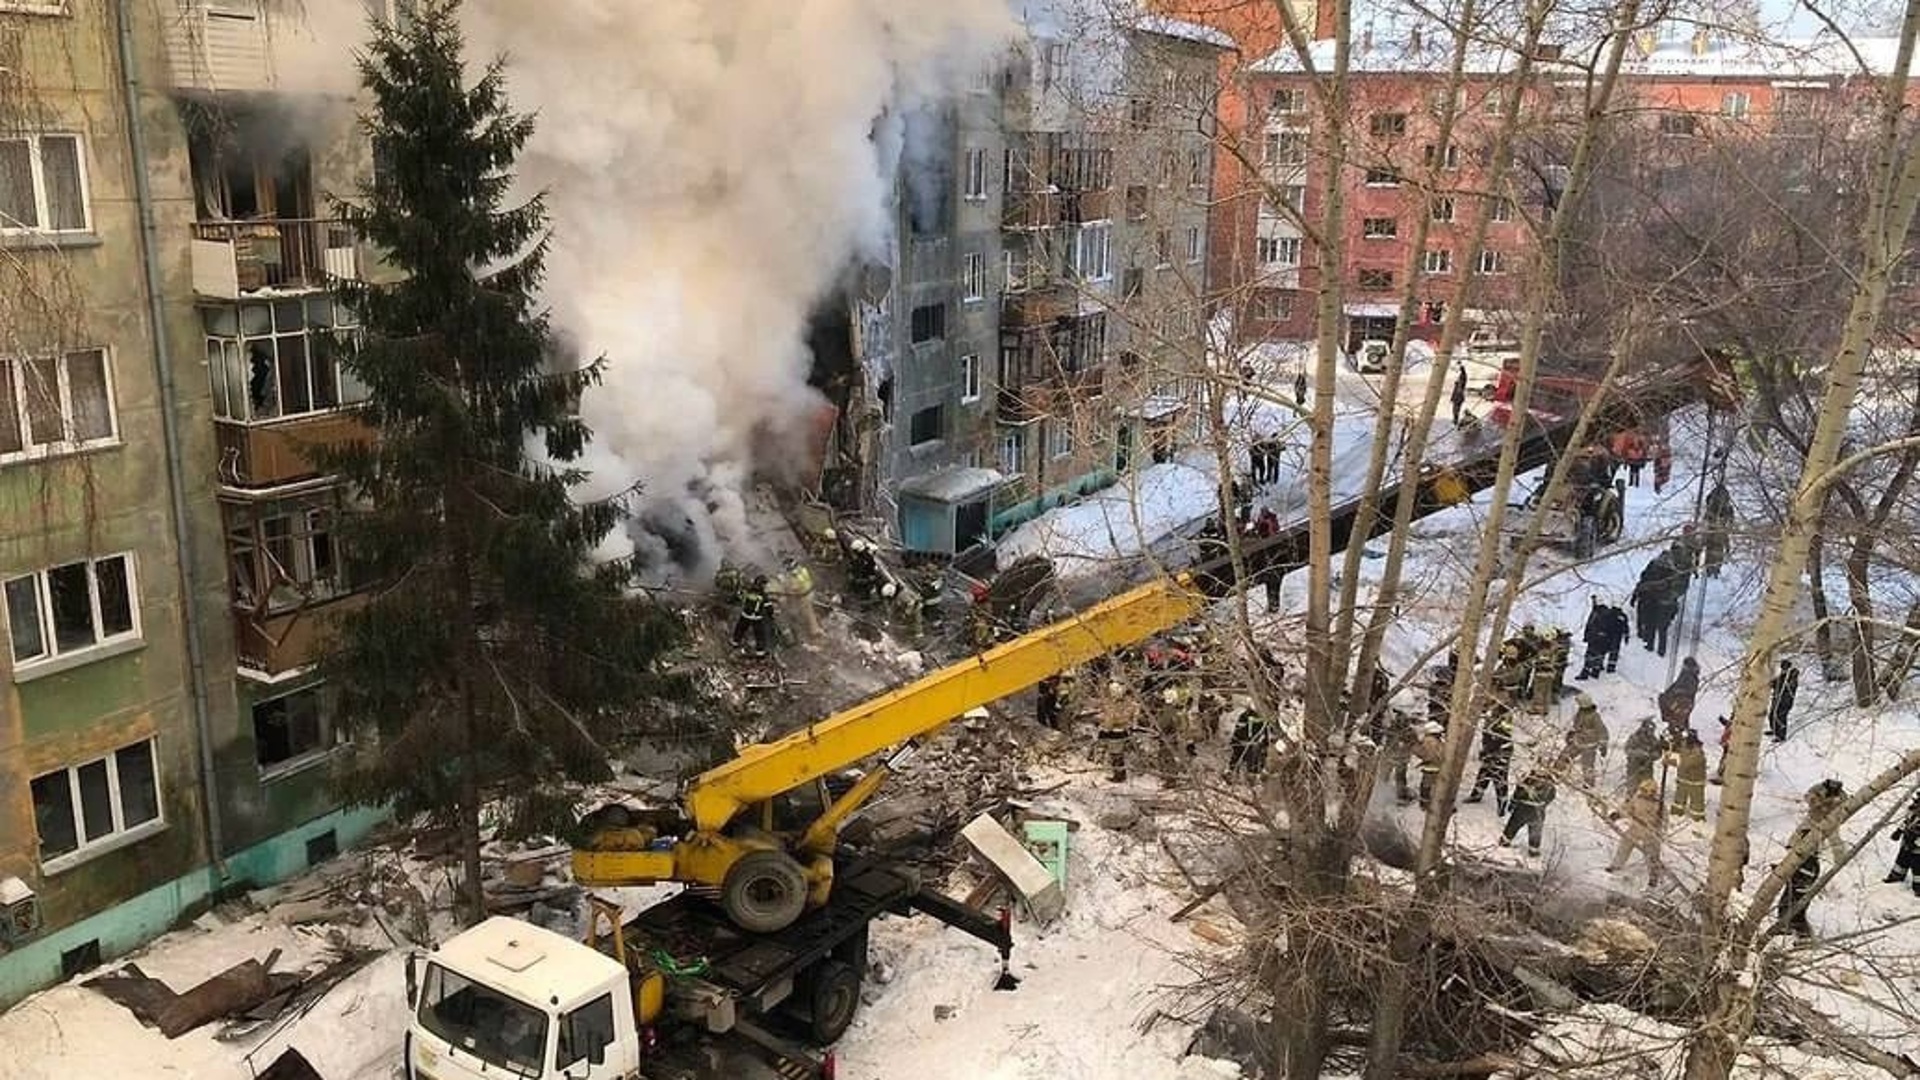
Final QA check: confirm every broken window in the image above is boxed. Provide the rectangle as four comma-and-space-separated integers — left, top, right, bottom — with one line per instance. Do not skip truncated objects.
30, 739, 162, 867
253, 685, 335, 772
228, 505, 343, 613
910, 303, 946, 344
4, 554, 138, 666
908, 404, 944, 446
206, 297, 364, 422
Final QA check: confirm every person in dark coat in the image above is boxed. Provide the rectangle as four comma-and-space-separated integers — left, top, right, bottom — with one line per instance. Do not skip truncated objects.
1501, 768, 1557, 855
1465, 694, 1514, 812
1622, 717, 1661, 792
1577, 598, 1612, 680
1768, 658, 1800, 742
1653, 439, 1674, 493
1294, 369, 1309, 407
1778, 824, 1821, 937
1702, 483, 1734, 578
1451, 365, 1469, 425
1036, 672, 1069, 729
1883, 789, 1920, 895
1658, 657, 1702, 733
1427, 651, 1458, 725
731, 574, 775, 657
1227, 699, 1271, 778
1631, 553, 1682, 656
1601, 604, 1630, 671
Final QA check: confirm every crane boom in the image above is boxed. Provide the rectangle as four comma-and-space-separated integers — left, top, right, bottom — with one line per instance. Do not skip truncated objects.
682, 574, 1205, 832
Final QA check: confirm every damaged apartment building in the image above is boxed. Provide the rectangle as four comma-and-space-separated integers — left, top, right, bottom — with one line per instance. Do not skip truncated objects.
0, 0, 401, 1005
813, 7, 1229, 556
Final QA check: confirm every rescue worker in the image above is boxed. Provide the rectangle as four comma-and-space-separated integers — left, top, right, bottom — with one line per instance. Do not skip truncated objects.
847, 538, 882, 600
1384, 711, 1418, 804
1036, 670, 1074, 730
1227, 697, 1271, 778
1427, 651, 1458, 725
1604, 778, 1665, 887
731, 574, 775, 658
1611, 428, 1649, 487
1098, 680, 1142, 782
1702, 482, 1734, 578
1658, 658, 1702, 735
1464, 693, 1514, 813
1631, 552, 1683, 657
1768, 658, 1800, 742
1778, 823, 1821, 937
1666, 729, 1709, 822
1622, 717, 1662, 793
1534, 629, 1572, 710
1493, 640, 1533, 704
1578, 599, 1631, 679
1451, 364, 1469, 426
1412, 721, 1446, 808
1501, 768, 1557, 856
776, 554, 820, 640
1565, 693, 1610, 787
1803, 779, 1850, 867
1882, 789, 1920, 895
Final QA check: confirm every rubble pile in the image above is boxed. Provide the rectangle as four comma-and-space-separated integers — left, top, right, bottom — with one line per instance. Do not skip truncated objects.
845, 707, 1037, 863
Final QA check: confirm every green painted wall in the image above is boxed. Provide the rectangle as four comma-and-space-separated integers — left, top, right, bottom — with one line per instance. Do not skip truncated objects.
989, 468, 1117, 536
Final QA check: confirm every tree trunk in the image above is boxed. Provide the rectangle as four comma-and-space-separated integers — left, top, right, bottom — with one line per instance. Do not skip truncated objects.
1844, 538, 1878, 706
1806, 522, 1834, 670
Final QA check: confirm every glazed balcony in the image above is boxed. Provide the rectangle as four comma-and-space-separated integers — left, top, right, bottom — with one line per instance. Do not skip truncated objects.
191, 218, 363, 300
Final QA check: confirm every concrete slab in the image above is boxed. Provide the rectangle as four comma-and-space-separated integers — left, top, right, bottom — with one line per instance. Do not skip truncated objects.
960, 814, 1064, 925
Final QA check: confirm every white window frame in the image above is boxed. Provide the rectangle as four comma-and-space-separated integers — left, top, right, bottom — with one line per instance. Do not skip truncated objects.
0, 0, 70, 13
1267, 130, 1308, 166
1431, 197, 1455, 223
1185, 226, 1203, 263
1721, 92, 1750, 119
963, 148, 988, 200
31, 738, 166, 873
252, 683, 342, 779
1476, 249, 1508, 275
1364, 166, 1401, 187
1490, 197, 1515, 223
1047, 418, 1074, 459
959, 353, 981, 404
1423, 249, 1453, 274
206, 299, 365, 424
1260, 235, 1301, 267
1362, 217, 1398, 239
1074, 221, 1112, 281
0, 132, 92, 235
998, 431, 1023, 475
0, 347, 120, 463
1271, 87, 1307, 117
1252, 291, 1293, 321
961, 251, 986, 302
5, 553, 141, 671
1187, 148, 1206, 188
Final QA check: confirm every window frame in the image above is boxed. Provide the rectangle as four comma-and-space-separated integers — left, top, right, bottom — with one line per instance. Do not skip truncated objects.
206, 298, 366, 425
251, 684, 340, 778
1047, 418, 1074, 459
963, 148, 988, 200
5, 552, 141, 671
908, 403, 945, 448
1271, 87, 1307, 117
1074, 221, 1113, 281
1363, 165, 1401, 187
1356, 268, 1395, 290
1423, 249, 1453, 274
1490, 197, 1515, 223
1476, 249, 1508, 275
1658, 112, 1699, 138
961, 251, 986, 302
31, 738, 165, 873
1430, 197, 1456, 223
0, 132, 92, 236
1186, 225, 1202, 263
998, 431, 1023, 476
1361, 217, 1398, 239
909, 302, 947, 345
959, 353, 981, 404
1267, 130, 1309, 167
1369, 112, 1408, 138
1258, 235, 1302, 268
0, 346, 120, 463
1722, 92, 1750, 119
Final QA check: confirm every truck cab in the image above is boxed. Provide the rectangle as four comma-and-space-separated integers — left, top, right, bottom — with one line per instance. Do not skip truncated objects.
407, 917, 642, 1080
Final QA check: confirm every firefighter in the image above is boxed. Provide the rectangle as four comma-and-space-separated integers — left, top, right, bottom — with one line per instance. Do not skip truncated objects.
1778, 823, 1821, 937
1384, 711, 1418, 804
1501, 768, 1557, 856
1622, 716, 1661, 793
776, 554, 820, 640
1427, 651, 1458, 725
1533, 629, 1572, 710
1702, 482, 1734, 578
1463, 692, 1514, 813
1605, 778, 1665, 887
1451, 364, 1469, 426
1564, 693, 1609, 787
1227, 697, 1271, 778
1803, 779, 1850, 867
1036, 671, 1074, 730
1412, 721, 1446, 808
731, 574, 775, 658
847, 538, 882, 600
1667, 729, 1709, 822
1098, 680, 1141, 782
1882, 789, 1920, 895
1658, 657, 1702, 735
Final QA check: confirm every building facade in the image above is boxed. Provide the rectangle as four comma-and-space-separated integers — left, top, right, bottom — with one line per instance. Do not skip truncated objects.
0, 0, 384, 1007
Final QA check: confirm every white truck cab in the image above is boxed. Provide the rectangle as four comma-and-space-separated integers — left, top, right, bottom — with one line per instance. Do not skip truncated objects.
407, 917, 642, 1080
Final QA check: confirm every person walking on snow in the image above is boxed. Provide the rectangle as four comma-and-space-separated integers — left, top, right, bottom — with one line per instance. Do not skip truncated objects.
1611, 429, 1648, 487
1451, 365, 1469, 426
1702, 482, 1734, 578
1769, 658, 1800, 742
1564, 693, 1610, 787
1882, 789, 1920, 895
1605, 778, 1665, 887
1631, 553, 1681, 656
1501, 768, 1557, 856
1667, 729, 1709, 821
1294, 369, 1308, 408
1412, 721, 1446, 808
1228, 698, 1272, 779
1778, 824, 1821, 937
1465, 696, 1514, 812
1658, 657, 1701, 734
1803, 779, 1851, 867
1622, 717, 1661, 793
1577, 599, 1617, 680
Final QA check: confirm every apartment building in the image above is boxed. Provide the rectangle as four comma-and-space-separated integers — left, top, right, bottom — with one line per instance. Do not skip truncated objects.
853, 6, 1229, 555
0, 0, 387, 1006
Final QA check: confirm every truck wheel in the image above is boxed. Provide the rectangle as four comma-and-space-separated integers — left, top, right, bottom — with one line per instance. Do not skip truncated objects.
721, 850, 809, 933
804, 959, 862, 1045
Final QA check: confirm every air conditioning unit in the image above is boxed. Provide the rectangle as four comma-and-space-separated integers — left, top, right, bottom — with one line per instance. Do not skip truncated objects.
0, 877, 41, 944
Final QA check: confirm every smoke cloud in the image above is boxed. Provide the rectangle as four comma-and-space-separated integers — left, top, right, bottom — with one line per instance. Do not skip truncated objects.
454, 0, 1019, 578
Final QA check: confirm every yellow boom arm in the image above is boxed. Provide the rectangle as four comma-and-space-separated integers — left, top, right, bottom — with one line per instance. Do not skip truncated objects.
682, 574, 1205, 833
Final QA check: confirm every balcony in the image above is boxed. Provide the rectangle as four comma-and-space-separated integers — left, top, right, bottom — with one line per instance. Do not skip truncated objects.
216, 411, 370, 490
1059, 188, 1112, 224
1003, 189, 1060, 230
163, 0, 362, 95
1002, 280, 1076, 327
233, 596, 363, 678
192, 218, 363, 300
997, 367, 1105, 422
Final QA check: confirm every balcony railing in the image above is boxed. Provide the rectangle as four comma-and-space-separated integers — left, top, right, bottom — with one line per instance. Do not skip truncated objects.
997, 366, 1105, 422
215, 411, 370, 490
234, 595, 364, 678
1003, 189, 1060, 230
1001, 281, 1075, 327
192, 218, 362, 300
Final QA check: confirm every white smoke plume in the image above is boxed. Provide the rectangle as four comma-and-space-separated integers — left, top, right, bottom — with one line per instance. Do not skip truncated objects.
453, 0, 1020, 578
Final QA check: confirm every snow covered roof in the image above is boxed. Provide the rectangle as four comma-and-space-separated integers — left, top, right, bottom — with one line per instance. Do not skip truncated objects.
898, 466, 1011, 503
1126, 14, 1236, 52
1249, 34, 1528, 75
1251, 32, 1920, 79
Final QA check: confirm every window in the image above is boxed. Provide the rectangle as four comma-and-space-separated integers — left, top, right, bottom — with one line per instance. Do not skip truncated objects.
1357, 268, 1395, 290
0, 348, 117, 461
1490, 198, 1515, 222
1187, 148, 1206, 187
1271, 87, 1307, 116
253, 686, 338, 773
1275, 184, 1305, 213
228, 507, 343, 614
1364, 166, 1401, 187
1186, 226, 1202, 263
1423, 143, 1461, 169
557, 994, 618, 1074
1125, 184, 1149, 221
963, 148, 988, 199
3, 1, 72, 12
1129, 97, 1154, 129
1362, 217, 1398, 239
1055, 313, 1105, 372
417, 962, 550, 1075
1122, 267, 1144, 299
1369, 113, 1407, 138
206, 298, 365, 422
6, 554, 138, 668
1423, 249, 1453, 274
1154, 229, 1172, 267
30, 739, 161, 868
0, 133, 90, 234
1047, 419, 1073, 458
1431, 197, 1456, 223
1004, 250, 1028, 293
1074, 223, 1112, 280
962, 252, 986, 301
998, 431, 1023, 475
1722, 92, 1750, 119
1476, 249, 1508, 275
1482, 90, 1504, 116
909, 404, 944, 446
959, 354, 981, 403
1252, 290, 1294, 321
1259, 235, 1302, 267
910, 303, 946, 344
1043, 42, 1069, 89
1658, 112, 1698, 137
1266, 131, 1308, 166
1423, 300, 1447, 323
1160, 151, 1179, 187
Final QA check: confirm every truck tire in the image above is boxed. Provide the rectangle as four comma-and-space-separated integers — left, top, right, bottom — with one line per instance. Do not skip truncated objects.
721, 850, 809, 933
803, 959, 862, 1045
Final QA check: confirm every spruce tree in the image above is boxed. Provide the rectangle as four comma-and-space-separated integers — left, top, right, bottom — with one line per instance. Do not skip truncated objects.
324, 0, 685, 923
